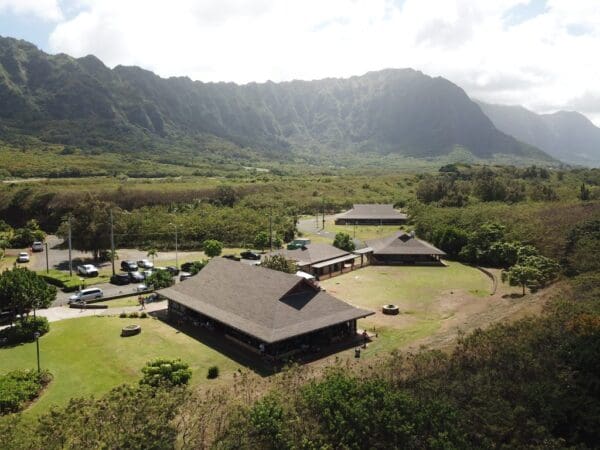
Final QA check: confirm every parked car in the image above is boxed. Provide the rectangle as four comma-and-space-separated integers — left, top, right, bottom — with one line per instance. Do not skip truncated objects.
31, 241, 44, 252
121, 260, 138, 272
16, 252, 30, 263
134, 284, 149, 292
142, 269, 154, 279
137, 259, 154, 269
240, 250, 261, 260
165, 266, 179, 276
77, 264, 99, 277
69, 287, 103, 303
110, 273, 130, 285
179, 271, 193, 281
128, 271, 145, 282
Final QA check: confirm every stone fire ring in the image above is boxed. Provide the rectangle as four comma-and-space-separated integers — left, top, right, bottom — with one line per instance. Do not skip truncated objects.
121, 324, 141, 337
382, 304, 400, 315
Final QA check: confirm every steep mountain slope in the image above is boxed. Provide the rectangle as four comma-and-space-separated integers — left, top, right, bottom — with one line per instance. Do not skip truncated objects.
478, 101, 600, 166
0, 36, 551, 166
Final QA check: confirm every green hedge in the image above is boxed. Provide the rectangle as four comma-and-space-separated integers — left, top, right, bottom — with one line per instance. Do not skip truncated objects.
0, 317, 50, 346
0, 369, 52, 415
39, 270, 109, 292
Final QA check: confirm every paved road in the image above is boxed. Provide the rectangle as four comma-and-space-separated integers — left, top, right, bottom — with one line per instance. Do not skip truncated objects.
52, 282, 148, 306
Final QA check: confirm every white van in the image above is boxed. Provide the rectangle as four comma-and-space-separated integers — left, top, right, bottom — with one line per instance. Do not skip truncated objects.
69, 288, 104, 303
32, 241, 44, 252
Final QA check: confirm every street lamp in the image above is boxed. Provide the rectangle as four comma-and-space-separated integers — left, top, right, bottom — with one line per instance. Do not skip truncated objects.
33, 331, 41, 373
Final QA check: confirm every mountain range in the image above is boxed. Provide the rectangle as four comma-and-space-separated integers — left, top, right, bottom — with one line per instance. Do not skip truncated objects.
1, 35, 599, 171
478, 102, 600, 167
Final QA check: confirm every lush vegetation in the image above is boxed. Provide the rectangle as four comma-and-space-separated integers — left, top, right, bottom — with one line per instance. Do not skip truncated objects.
139, 359, 192, 388
261, 255, 297, 274
332, 232, 355, 252
0, 268, 56, 333
0, 370, 52, 415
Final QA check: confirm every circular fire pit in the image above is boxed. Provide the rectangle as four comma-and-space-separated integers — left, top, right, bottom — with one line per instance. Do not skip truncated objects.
382, 304, 400, 315
121, 324, 141, 337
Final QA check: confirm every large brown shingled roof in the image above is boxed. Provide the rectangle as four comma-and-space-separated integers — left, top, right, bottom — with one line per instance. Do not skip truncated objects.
268, 243, 350, 266
367, 231, 446, 256
158, 258, 373, 343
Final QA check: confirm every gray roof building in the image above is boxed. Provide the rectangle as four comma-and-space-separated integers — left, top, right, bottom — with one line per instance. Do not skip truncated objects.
268, 243, 350, 267
335, 204, 408, 225
366, 231, 445, 260
159, 257, 373, 344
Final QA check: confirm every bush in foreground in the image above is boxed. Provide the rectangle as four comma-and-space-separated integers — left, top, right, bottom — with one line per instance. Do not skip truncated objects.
140, 358, 192, 387
207, 366, 219, 379
0, 369, 52, 415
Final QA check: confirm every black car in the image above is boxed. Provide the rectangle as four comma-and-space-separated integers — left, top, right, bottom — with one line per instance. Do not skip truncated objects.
240, 250, 261, 260
110, 273, 130, 285
222, 254, 241, 261
121, 260, 138, 272
165, 266, 179, 276
128, 271, 145, 282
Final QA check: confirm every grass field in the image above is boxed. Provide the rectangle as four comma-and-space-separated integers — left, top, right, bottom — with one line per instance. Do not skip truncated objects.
0, 316, 241, 416
321, 262, 492, 356
96, 296, 141, 308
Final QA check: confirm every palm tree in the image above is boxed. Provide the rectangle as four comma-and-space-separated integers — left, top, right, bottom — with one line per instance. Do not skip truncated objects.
147, 249, 158, 264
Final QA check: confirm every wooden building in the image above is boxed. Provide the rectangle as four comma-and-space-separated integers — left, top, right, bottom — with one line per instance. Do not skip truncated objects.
335, 204, 408, 225
365, 231, 446, 264
160, 258, 373, 360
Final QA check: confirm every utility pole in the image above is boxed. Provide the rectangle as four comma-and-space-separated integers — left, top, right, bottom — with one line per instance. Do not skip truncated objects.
174, 226, 179, 269
45, 242, 49, 273
110, 210, 115, 276
34, 331, 41, 374
321, 198, 325, 230
269, 210, 273, 252
68, 217, 72, 277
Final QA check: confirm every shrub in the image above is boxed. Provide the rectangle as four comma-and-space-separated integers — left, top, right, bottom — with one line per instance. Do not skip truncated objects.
0, 317, 50, 346
0, 369, 52, 415
128, 312, 139, 318
140, 358, 192, 387
202, 239, 223, 258
119, 312, 127, 318
140, 312, 148, 318
207, 366, 219, 379
146, 269, 174, 289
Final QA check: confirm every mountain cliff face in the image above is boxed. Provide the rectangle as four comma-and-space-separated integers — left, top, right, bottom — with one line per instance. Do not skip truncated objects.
478, 102, 600, 167
0, 36, 550, 164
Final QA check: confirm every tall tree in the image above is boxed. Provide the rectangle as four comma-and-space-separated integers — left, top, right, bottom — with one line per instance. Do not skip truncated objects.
333, 232, 355, 252
254, 231, 270, 251
261, 255, 297, 274
0, 268, 56, 323
57, 196, 117, 261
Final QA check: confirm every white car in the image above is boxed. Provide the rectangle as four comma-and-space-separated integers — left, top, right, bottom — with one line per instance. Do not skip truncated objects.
77, 264, 99, 277
137, 259, 154, 269
17, 252, 30, 263
69, 287, 103, 303
31, 241, 44, 252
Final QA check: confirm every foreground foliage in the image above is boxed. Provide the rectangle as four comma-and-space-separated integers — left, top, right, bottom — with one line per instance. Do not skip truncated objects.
0, 370, 51, 415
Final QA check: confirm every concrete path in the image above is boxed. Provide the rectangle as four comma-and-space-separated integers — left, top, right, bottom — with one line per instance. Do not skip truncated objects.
37, 300, 167, 323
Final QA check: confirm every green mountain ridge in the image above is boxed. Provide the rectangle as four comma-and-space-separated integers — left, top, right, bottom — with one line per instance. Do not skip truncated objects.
478, 101, 600, 167
0, 35, 553, 170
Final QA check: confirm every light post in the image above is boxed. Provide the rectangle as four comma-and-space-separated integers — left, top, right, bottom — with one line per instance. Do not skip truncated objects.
33, 331, 41, 373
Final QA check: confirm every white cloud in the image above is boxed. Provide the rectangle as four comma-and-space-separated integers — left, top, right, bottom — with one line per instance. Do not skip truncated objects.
41, 0, 600, 124
0, 0, 63, 21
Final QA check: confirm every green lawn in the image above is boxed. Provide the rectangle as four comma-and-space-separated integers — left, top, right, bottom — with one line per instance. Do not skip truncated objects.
40, 269, 110, 290
322, 262, 491, 355
0, 316, 241, 416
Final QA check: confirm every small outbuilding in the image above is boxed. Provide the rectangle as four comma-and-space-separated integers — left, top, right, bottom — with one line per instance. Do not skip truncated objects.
160, 258, 373, 360
366, 231, 446, 264
335, 204, 408, 225
267, 243, 359, 280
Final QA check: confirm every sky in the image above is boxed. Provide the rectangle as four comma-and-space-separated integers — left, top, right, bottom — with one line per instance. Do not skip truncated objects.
1, 0, 600, 124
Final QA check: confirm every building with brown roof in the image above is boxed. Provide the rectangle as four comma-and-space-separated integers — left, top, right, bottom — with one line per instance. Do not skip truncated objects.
159, 258, 373, 360
335, 204, 408, 225
365, 231, 446, 264
267, 242, 360, 280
